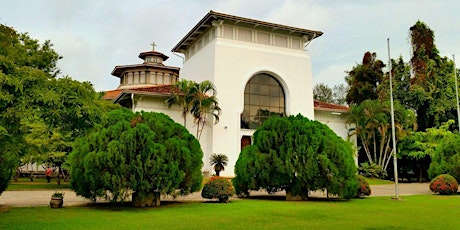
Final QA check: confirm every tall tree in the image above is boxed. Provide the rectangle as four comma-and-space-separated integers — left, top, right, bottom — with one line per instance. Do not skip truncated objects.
345, 52, 385, 105
347, 100, 416, 173
0, 24, 61, 194
313, 83, 333, 102
191, 80, 221, 140
0, 24, 117, 192
407, 21, 458, 131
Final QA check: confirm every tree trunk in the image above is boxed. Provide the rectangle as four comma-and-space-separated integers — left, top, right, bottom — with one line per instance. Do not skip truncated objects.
57, 165, 61, 185
286, 190, 308, 201
132, 191, 161, 208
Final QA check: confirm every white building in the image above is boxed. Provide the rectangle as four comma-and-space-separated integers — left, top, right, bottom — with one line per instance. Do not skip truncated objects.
104, 11, 354, 176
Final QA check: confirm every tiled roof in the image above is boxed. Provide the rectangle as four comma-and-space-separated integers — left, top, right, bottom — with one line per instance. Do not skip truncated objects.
314, 100, 349, 112
102, 89, 123, 100
103, 85, 180, 101
126, 85, 179, 95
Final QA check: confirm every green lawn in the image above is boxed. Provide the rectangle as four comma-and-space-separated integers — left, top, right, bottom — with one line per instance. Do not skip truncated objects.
1, 195, 459, 229
365, 177, 394, 185
7, 178, 70, 190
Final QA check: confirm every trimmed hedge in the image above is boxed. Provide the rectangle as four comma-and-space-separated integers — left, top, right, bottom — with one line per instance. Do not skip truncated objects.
429, 174, 458, 195
201, 176, 235, 202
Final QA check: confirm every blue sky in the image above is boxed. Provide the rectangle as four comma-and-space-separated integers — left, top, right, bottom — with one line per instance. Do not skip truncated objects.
1, 0, 458, 91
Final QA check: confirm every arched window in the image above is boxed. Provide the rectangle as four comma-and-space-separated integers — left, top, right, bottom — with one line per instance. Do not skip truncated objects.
241, 73, 285, 129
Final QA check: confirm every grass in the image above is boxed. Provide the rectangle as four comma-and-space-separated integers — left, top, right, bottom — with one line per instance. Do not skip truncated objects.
365, 177, 394, 185
1, 195, 459, 229
6, 178, 70, 191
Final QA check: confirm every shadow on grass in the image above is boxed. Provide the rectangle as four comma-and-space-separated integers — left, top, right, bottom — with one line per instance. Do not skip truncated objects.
242, 194, 351, 202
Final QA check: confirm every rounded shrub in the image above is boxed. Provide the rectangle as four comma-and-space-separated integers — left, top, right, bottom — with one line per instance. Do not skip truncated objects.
429, 174, 458, 195
356, 175, 371, 197
201, 176, 235, 202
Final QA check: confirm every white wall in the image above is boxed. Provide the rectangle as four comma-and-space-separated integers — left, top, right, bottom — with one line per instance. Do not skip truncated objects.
181, 36, 314, 176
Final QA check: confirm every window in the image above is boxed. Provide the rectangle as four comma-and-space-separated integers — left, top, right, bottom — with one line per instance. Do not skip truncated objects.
241, 73, 285, 129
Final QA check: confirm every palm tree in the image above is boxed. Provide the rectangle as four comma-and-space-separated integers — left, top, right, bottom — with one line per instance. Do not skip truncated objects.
190, 80, 221, 140
210, 153, 228, 176
165, 79, 195, 128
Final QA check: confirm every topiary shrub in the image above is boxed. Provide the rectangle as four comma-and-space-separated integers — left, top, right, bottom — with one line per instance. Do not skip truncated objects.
429, 174, 458, 195
233, 115, 358, 200
356, 175, 371, 197
201, 176, 235, 203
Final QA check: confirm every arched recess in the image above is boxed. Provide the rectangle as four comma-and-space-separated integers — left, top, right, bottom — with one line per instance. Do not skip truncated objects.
240, 73, 286, 129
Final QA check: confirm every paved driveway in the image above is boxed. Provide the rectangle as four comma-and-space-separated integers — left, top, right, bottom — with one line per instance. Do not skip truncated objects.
0, 183, 432, 207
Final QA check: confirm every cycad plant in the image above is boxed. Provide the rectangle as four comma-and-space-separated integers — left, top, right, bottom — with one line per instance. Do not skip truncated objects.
210, 153, 228, 176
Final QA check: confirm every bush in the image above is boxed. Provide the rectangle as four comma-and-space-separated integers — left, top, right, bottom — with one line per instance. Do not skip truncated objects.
69, 109, 203, 207
429, 174, 458, 195
201, 176, 235, 202
356, 175, 371, 197
359, 162, 388, 179
233, 115, 358, 200
428, 134, 460, 182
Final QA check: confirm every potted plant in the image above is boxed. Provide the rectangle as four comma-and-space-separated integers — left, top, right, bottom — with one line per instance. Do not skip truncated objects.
50, 191, 64, 208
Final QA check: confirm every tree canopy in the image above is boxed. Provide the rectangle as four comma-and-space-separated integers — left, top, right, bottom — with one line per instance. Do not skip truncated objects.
345, 52, 385, 105
0, 24, 61, 194
347, 99, 416, 175
68, 109, 203, 207
166, 79, 221, 140
0, 24, 116, 193
233, 114, 358, 200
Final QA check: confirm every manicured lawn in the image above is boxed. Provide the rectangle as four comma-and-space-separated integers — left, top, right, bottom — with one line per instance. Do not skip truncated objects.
1, 195, 459, 229
365, 177, 394, 185
7, 178, 70, 191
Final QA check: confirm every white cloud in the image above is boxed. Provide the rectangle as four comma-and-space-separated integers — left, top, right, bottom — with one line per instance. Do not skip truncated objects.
1, 0, 459, 91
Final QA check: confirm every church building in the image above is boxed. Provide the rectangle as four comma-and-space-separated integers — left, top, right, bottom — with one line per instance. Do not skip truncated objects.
104, 11, 353, 176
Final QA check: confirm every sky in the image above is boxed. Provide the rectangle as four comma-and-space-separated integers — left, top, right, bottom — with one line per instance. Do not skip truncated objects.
1, 0, 459, 91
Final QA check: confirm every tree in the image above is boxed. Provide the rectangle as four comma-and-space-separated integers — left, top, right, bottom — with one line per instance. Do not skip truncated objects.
210, 153, 228, 176
68, 108, 203, 207
406, 21, 458, 131
332, 83, 349, 105
0, 24, 118, 193
399, 120, 455, 182
428, 133, 460, 182
233, 114, 358, 200
345, 52, 385, 105
0, 24, 61, 194
347, 100, 416, 175
190, 80, 221, 140
313, 83, 333, 102
166, 79, 195, 127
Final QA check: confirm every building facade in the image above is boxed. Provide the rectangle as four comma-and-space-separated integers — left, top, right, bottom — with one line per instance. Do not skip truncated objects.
105, 11, 354, 176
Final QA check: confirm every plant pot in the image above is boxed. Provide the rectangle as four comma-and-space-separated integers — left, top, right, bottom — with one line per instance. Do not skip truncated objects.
50, 198, 63, 208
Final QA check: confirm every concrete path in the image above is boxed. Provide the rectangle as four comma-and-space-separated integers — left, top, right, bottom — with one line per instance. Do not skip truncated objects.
0, 183, 432, 207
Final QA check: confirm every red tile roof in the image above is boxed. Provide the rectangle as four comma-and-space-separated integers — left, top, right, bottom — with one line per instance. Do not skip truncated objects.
103, 85, 180, 101
126, 85, 179, 95
103, 89, 123, 100
314, 100, 349, 112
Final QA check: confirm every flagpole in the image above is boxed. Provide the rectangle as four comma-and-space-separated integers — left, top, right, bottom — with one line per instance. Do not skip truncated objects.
387, 38, 399, 199
453, 55, 460, 133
